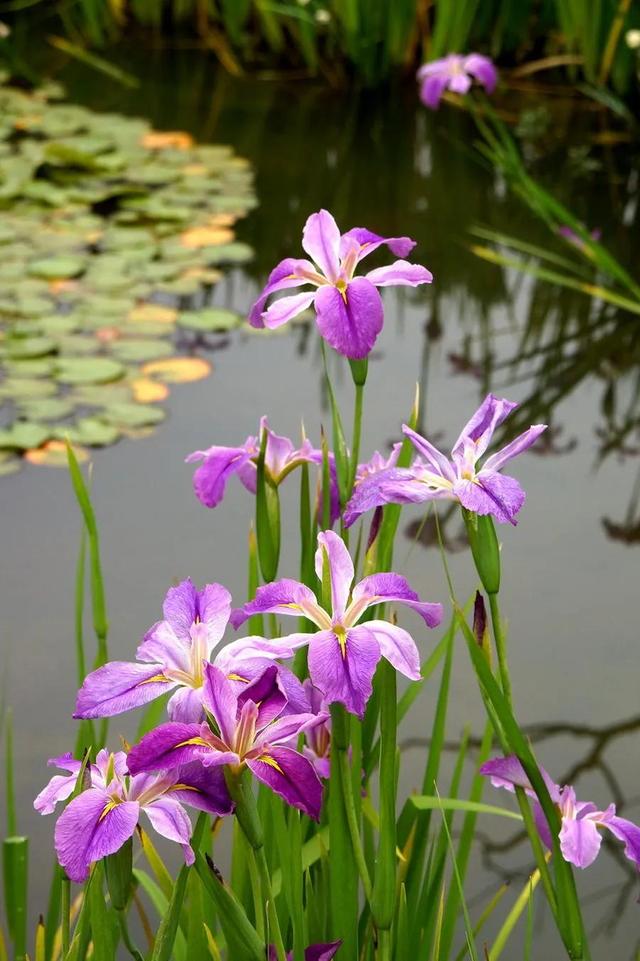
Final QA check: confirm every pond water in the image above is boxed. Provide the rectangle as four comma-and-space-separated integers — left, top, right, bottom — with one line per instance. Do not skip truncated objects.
3, 48, 640, 956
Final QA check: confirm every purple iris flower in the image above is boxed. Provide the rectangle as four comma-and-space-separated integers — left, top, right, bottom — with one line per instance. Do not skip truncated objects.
35, 749, 232, 883
268, 943, 342, 961
481, 756, 640, 871
248, 209, 433, 360
231, 530, 443, 717
344, 394, 546, 527
127, 664, 324, 821
417, 54, 498, 109
186, 416, 338, 520
75, 578, 308, 724
302, 680, 332, 780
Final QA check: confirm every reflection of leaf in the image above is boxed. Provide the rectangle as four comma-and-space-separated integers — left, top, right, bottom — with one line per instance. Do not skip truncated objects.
55, 357, 127, 385
141, 356, 212, 383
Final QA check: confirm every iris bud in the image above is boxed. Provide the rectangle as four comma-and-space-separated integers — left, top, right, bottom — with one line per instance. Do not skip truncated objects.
463, 509, 501, 595
104, 838, 133, 911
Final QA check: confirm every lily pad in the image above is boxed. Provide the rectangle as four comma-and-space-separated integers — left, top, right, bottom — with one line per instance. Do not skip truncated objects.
18, 397, 76, 421
177, 308, 242, 333
0, 451, 21, 476
108, 338, 174, 363
25, 439, 89, 466
28, 255, 87, 280
103, 402, 165, 429
141, 356, 211, 383
55, 357, 126, 385
202, 242, 253, 265
5, 336, 57, 359
0, 421, 50, 450
54, 417, 120, 447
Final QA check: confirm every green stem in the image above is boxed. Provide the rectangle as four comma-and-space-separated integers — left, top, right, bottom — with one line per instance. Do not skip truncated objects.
61, 876, 70, 958
349, 381, 365, 493
117, 911, 144, 961
376, 927, 392, 961
332, 705, 373, 903
247, 849, 265, 940
371, 660, 396, 931
488, 592, 512, 707
227, 771, 286, 961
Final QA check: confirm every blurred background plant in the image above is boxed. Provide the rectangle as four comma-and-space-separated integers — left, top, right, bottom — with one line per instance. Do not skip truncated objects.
2, 0, 640, 92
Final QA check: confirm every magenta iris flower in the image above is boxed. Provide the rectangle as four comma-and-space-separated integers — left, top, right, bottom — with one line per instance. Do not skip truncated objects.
231, 530, 443, 717
35, 749, 231, 883
186, 415, 337, 518
248, 210, 433, 359
268, 943, 342, 961
75, 578, 307, 724
127, 664, 324, 820
417, 54, 497, 109
344, 394, 546, 527
481, 756, 640, 871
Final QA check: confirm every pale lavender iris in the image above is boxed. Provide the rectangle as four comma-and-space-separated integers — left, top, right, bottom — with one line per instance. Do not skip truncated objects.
344, 394, 546, 527
75, 578, 307, 724
268, 942, 342, 961
35, 749, 232, 883
481, 756, 640, 871
186, 415, 337, 518
248, 209, 433, 359
231, 530, 443, 717
127, 664, 324, 821
417, 54, 498, 109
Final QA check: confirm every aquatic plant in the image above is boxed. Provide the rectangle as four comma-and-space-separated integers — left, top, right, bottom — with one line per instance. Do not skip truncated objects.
3, 202, 636, 961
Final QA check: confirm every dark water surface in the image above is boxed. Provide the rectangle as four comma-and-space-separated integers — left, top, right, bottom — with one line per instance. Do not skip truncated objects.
3, 49, 640, 956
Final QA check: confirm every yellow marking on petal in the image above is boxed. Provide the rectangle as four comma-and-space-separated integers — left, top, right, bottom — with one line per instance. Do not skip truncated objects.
169, 783, 200, 793
227, 673, 249, 683
258, 755, 284, 774
281, 603, 302, 611
175, 737, 211, 749
138, 674, 171, 685
334, 625, 347, 660
99, 797, 122, 821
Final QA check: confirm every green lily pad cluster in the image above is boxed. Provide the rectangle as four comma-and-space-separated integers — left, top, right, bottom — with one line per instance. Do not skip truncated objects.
0, 79, 255, 473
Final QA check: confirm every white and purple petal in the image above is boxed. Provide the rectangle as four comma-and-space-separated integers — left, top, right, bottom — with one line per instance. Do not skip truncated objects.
168, 762, 234, 816
402, 426, 456, 481
339, 227, 416, 263
307, 628, 381, 718
456, 471, 525, 525
451, 394, 518, 463
464, 53, 498, 93
365, 260, 433, 288
143, 796, 195, 865
74, 661, 176, 720
249, 257, 318, 327
357, 621, 421, 680
350, 572, 443, 628
302, 210, 341, 283
230, 579, 321, 628
315, 277, 383, 361
186, 444, 255, 509
34, 754, 83, 815
482, 425, 547, 473
315, 530, 354, 617
603, 813, 640, 869
202, 664, 239, 745
54, 789, 139, 884
559, 813, 603, 869
262, 291, 317, 330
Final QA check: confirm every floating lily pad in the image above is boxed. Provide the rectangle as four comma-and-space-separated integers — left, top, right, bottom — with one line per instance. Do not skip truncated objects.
0, 451, 21, 476
202, 242, 253, 265
103, 402, 165, 429
0, 421, 50, 449
0, 377, 57, 399
130, 377, 170, 403
108, 338, 174, 363
25, 439, 89, 467
55, 357, 126, 385
18, 397, 76, 421
55, 417, 120, 447
177, 308, 242, 333
5, 357, 55, 378
28, 255, 87, 280
5, 336, 57, 359
141, 356, 211, 383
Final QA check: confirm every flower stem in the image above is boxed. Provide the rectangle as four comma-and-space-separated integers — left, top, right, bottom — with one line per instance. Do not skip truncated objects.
488, 592, 512, 707
371, 660, 397, 932
376, 927, 392, 961
226, 770, 286, 961
61, 876, 70, 958
331, 705, 373, 903
349, 381, 365, 494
